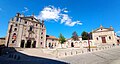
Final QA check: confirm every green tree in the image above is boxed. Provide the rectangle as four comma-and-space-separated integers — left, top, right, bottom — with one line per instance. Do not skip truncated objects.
81, 31, 88, 40
71, 31, 79, 41
59, 33, 66, 47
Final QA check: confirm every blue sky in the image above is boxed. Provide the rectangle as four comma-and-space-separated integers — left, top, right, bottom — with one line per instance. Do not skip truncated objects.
0, 0, 120, 38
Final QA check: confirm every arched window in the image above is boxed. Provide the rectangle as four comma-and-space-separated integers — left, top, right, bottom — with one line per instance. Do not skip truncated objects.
109, 36, 111, 40
25, 21, 27, 24
96, 37, 98, 40
29, 26, 33, 31
14, 28, 17, 31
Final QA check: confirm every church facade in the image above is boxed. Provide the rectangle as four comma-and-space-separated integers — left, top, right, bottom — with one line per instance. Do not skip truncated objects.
92, 25, 117, 45
5, 13, 46, 48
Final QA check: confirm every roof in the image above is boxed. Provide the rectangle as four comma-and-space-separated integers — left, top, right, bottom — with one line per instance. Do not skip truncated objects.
0, 37, 5, 40
16, 13, 42, 24
92, 25, 114, 33
46, 35, 58, 40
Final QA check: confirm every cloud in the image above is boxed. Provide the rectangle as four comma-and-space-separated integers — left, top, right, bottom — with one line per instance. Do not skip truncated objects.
36, 5, 82, 26
116, 31, 120, 35
22, 7, 29, 13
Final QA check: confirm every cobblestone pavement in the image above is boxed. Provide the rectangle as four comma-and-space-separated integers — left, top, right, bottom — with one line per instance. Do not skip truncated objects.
60, 46, 120, 64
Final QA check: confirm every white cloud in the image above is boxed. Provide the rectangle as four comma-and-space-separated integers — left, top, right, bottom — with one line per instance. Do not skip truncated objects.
36, 5, 82, 26
22, 7, 29, 13
116, 31, 120, 34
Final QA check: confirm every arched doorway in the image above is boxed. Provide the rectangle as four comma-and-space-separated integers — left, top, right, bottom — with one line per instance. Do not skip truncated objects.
20, 40, 25, 48
49, 43, 51, 48
71, 42, 74, 47
32, 41, 36, 48
26, 40, 31, 48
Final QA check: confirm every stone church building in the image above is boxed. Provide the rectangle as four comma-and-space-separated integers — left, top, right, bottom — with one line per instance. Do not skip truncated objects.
92, 25, 117, 45
5, 13, 46, 48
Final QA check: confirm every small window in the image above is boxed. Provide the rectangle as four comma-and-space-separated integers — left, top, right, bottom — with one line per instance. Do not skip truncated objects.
109, 36, 111, 40
12, 40, 15, 43
41, 32, 43, 35
25, 21, 27, 24
41, 42, 42, 45
96, 37, 98, 40
14, 28, 17, 31
16, 17, 19, 21
13, 33, 16, 35
30, 26, 33, 31
52, 39, 54, 41
36, 24, 38, 26
41, 37, 43, 39
42, 25, 43, 27
15, 24, 17, 26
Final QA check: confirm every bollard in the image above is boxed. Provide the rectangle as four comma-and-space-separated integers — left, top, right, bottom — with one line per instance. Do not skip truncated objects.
65, 52, 67, 56
76, 51, 77, 54
96, 48, 97, 51
71, 52, 73, 55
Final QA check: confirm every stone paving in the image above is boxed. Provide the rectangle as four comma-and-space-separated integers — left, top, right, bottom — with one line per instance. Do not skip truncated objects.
59, 46, 120, 64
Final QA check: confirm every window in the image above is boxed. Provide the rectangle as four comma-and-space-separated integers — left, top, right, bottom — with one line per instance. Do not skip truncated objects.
15, 24, 17, 26
52, 39, 54, 41
109, 36, 111, 40
12, 40, 15, 43
16, 17, 19, 21
41, 37, 43, 39
36, 24, 37, 26
13, 33, 16, 35
30, 26, 33, 31
41, 42, 42, 45
42, 25, 43, 27
25, 21, 27, 24
41, 32, 43, 35
14, 28, 17, 31
96, 37, 98, 40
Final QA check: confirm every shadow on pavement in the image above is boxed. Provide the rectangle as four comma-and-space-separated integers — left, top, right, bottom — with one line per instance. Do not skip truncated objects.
0, 45, 69, 64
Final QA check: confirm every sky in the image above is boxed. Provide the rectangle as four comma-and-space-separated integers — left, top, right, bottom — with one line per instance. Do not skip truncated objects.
0, 0, 120, 38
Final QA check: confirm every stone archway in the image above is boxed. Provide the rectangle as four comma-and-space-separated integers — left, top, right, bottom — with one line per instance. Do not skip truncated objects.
32, 41, 36, 48
26, 40, 31, 48
20, 40, 25, 48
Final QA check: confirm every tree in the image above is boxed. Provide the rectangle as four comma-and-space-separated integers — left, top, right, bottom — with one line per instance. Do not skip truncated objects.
59, 33, 66, 47
71, 31, 79, 41
81, 31, 88, 40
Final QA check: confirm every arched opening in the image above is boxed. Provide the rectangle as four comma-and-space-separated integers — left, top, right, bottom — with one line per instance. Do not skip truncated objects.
20, 40, 25, 48
32, 41, 36, 48
26, 40, 31, 48
71, 42, 74, 47
49, 43, 51, 48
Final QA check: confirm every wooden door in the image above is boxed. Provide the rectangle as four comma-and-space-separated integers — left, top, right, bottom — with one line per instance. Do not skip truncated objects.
101, 37, 106, 43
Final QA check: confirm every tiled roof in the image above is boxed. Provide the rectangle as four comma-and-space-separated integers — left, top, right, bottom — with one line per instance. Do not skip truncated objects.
46, 35, 58, 40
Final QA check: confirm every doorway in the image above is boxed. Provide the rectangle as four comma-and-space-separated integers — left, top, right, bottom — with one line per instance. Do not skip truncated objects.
26, 40, 31, 48
101, 37, 106, 43
32, 41, 36, 48
20, 40, 25, 48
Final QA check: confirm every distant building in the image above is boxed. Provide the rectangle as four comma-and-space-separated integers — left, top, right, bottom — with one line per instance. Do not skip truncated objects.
92, 25, 117, 45
0, 37, 5, 45
46, 35, 59, 48
5, 13, 46, 48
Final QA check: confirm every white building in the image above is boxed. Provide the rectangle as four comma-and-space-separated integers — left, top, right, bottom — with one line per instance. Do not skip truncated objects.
92, 25, 117, 45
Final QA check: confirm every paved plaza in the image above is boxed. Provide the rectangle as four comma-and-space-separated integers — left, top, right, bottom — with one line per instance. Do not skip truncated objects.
0, 46, 120, 64
60, 46, 120, 64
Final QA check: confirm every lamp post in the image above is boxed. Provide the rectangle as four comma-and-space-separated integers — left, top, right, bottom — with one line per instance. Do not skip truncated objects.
87, 33, 91, 52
